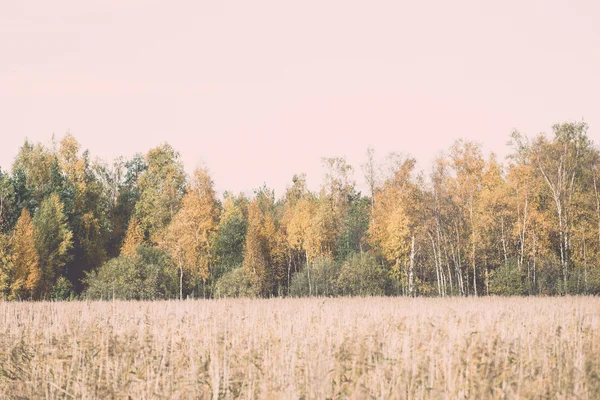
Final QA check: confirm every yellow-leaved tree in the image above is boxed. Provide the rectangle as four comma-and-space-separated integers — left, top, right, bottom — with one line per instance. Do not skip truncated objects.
11, 209, 41, 299
243, 187, 287, 296
57, 134, 87, 211
477, 154, 510, 295
120, 217, 144, 257
243, 201, 269, 295
448, 140, 485, 296
12, 140, 54, 203
159, 168, 219, 299
369, 155, 421, 296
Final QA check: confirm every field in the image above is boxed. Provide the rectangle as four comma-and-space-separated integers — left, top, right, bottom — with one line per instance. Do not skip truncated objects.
1, 297, 599, 399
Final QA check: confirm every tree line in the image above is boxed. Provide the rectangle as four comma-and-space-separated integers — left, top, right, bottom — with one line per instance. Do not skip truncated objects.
1, 121, 599, 300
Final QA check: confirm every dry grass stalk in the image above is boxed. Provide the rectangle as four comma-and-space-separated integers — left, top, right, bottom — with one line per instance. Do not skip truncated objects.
0, 297, 599, 399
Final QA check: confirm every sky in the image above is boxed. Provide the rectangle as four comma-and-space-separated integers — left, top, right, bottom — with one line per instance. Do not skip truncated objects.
1, 0, 599, 197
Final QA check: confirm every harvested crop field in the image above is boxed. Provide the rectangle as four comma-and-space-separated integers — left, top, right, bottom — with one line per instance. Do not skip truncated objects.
1, 297, 599, 399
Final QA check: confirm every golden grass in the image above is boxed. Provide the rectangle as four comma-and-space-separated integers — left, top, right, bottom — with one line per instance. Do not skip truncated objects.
0, 297, 599, 399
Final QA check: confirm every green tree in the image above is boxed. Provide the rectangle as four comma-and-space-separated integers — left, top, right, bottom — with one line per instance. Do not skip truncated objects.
135, 144, 186, 239
336, 193, 370, 261
33, 193, 73, 298
10, 168, 33, 224
56, 136, 110, 291
105, 154, 147, 257
0, 168, 16, 234
212, 192, 248, 279
0, 233, 14, 300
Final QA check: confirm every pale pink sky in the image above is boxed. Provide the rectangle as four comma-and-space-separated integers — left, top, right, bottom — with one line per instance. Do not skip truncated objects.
1, 0, 599, 196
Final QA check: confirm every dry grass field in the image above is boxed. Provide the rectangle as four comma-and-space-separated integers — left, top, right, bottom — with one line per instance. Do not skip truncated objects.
0, 297, 599, 399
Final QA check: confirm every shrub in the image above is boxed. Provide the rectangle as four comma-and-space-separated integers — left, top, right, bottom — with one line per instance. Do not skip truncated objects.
489, 261, 526, 296
586, 266, 600, 295
337, 253, 385, 296
214, 267, 258, 298
534, 256, 562, 295
135, 246, 179, 299
290, 256, 340, 297
52, 276, 75, 300
83, 246, 178, 300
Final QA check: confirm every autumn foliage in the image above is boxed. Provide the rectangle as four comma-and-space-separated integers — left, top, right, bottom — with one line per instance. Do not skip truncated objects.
1, 122, 600, 299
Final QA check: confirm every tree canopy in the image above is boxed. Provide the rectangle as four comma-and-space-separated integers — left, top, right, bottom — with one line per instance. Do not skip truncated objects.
1, 123, 600, 300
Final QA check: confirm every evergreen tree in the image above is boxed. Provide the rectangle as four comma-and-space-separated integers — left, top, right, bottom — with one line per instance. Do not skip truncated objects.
33, 193, 73, 298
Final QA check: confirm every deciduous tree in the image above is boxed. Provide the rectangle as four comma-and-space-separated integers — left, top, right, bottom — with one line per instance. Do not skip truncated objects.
135, 144, 186, 239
